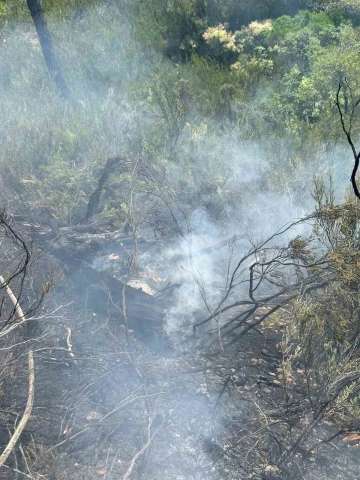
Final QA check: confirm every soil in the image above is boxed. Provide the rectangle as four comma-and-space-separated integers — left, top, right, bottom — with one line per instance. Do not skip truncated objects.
1, 224, 360, 480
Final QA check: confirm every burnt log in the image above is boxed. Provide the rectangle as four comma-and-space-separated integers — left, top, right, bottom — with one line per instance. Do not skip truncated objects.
51, 246, 171, 353
72, 265, 169, 352
12, 217, 171, 352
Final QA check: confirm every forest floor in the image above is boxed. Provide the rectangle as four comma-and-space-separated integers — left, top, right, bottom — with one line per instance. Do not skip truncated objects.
1, 225, 360, 480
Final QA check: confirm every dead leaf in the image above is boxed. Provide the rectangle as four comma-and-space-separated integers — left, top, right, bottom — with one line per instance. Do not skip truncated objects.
86, 411, 104, 422
108, 254, 119, 260
264, 465, 280, 476
96, 468, 107, 476
343, 434, 360, 443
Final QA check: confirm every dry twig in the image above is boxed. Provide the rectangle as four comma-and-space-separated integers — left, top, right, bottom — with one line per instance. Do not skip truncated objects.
0, 350, 35, 468
0, 271, 35, 469
121, 420, 164, 480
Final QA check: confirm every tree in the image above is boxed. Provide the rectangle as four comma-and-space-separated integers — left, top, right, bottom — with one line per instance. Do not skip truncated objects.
336, 81, 360, 199
26, 0, 69, 98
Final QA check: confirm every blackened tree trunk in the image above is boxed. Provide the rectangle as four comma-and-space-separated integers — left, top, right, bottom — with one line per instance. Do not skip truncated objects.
26, 0, 69, 99
85, 156, 132, 221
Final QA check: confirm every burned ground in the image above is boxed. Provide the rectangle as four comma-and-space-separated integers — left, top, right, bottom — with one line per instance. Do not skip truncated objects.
1, 216, 360, 480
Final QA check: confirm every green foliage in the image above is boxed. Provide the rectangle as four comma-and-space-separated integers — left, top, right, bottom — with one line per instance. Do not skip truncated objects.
202, 23, 239, 65
0, 0, 360, 225
277, 182, 360, 434
134, 0, 207, 61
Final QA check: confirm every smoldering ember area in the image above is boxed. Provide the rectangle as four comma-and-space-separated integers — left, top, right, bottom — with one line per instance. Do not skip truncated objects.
2, 2, 360, 480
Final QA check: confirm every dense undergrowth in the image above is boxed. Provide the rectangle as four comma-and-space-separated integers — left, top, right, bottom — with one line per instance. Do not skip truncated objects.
1, 0, 360, 227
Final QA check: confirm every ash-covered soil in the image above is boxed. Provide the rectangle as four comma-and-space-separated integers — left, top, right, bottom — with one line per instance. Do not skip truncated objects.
1, 228, 360, 480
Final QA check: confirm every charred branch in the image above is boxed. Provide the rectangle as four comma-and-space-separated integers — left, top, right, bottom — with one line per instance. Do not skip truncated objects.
336, 82, 360, 200
85, 156, 131, 222
192, 213, 331, 351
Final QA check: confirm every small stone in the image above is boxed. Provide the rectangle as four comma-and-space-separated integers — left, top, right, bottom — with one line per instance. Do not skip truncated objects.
263, 388, 271, 394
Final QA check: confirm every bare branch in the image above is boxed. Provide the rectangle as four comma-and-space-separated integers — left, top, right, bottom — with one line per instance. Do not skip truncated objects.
121, 419, 164, 480
0, 350, 35, 468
